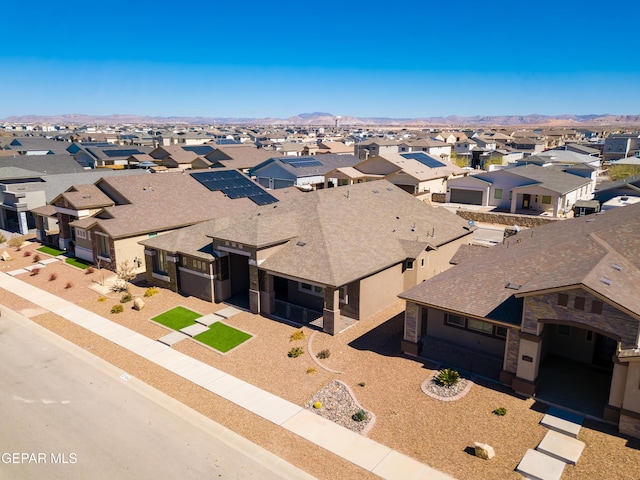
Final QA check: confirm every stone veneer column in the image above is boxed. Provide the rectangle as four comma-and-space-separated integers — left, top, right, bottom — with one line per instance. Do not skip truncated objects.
322, 287, 340, 336
248, 264, 260, 314
259, 271, 275, 316
401, 302, 420, 355
499, 328, 520, 386
512, 331, 543, 396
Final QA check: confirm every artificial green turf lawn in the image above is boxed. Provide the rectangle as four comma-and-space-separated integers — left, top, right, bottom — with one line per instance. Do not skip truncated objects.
37, 246, 65, 256
65, 257, 92, 269
194, 322, 252, 353
152, 307, 202, 330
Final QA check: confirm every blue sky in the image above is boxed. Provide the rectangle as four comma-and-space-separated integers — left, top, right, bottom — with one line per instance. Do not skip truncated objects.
2, 0, 639, 119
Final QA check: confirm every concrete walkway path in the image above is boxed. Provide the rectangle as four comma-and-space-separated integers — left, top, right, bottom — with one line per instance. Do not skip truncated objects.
0, 272, 454, 480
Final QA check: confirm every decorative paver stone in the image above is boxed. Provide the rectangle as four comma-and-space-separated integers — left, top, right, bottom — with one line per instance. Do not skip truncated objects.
536, 430, 585, 465
474, 442, 495, 460
516, 449, 565, 480
179, 323, 209, 337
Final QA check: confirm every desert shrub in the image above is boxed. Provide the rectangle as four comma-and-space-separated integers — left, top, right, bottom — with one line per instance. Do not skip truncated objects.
316, 349, 331, 359
352, 409, 367, 422
85, 267, 95, 275
493, 407, 507, 416
110, 304, 124, 314
30, 268, 41, 276
48, 273, 57, 281
306, 368, 317, 374
290, 330, 306, 341
358, 382, 366, 387
288, 347, 304, 358
110, 282, 129, 293
144, 286, 159, 297
33, 254, 41, 263
7, 236, 24, 248
436, 368, 460, 387
120, 293, 133, 303
97, 296, 107, 302
23, 250, 32, 257
65, 282, 73, 289
0, 233, 6, 244
313, 401, 322, 409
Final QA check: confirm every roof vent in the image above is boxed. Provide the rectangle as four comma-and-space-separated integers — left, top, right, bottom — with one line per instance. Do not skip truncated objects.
505, 282, 522, 290
600, 277, 612, 286
296, 241, 306, 247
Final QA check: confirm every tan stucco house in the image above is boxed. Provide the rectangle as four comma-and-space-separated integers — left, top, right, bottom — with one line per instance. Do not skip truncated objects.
140, 180, 475, 334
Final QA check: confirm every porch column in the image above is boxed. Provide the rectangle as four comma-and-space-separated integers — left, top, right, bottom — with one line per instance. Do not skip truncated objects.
322, 286, 340, 336
512, 331, 543, 396
510, 193, 518, 214
18, 211, 28, 234
604, 358, 628, 422
499, 328, 520, 386
401, 302, 420, 355
620, 358, 640, 439
554, 196, 561, 218
259, 271, 275, 315
248, 264, 260, 314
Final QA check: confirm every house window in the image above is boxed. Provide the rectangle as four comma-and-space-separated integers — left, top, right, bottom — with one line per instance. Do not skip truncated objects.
406, 260, 414, 270
446, 314, 466, 328
301, 283, 312, 291
558, 293, 568, 306
75, 229, 87, 239
574, 296, 585, 310
591, 300, 603, 314
542, 195, 552, 204
585, 330, 594, 342
494, 188, 503, 200
215, 256, 229, 281
509, 190, 512, 200
495, 326, 508, 339
468, 319, 494, 335
556, 325, 571, 336
153, 251, 167, 275
96, 234, 110, 259
420, 258, 425, 267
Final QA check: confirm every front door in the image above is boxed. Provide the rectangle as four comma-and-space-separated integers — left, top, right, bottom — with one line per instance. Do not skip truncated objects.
592, 334, 616, 371
523, 194, 531, 209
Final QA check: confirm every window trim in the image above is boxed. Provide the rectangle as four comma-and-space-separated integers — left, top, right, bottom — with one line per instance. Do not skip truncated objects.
444, 313, 506, 339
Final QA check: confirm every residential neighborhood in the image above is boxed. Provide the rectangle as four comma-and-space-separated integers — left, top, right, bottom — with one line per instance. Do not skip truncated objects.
1, 120, 640, 480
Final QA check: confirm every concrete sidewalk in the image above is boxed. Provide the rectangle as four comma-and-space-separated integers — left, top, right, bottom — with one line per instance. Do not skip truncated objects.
0, 272, 454, 480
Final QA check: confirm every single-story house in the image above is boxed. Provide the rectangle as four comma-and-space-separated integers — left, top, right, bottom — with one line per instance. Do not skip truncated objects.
445, 163, 595, 217
139, 180, 475, 334
399, 202, 640, 438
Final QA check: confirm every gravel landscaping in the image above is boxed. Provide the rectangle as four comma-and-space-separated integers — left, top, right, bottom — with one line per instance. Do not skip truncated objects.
2, 239, 640, 480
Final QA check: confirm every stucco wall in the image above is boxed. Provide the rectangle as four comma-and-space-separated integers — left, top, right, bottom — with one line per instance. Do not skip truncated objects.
359, 263, 404, 320
424, 308, 506, 358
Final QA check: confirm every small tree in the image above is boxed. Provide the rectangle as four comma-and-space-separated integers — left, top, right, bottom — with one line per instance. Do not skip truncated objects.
113, 259, 136, 292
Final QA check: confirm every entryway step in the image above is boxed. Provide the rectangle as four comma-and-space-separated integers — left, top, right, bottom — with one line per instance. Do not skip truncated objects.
540, 406, 583, 438
516, 449, 566, 480
536, 430, 585, 465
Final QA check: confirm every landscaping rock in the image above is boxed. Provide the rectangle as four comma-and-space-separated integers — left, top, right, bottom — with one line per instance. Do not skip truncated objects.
474, 442, 495, 460
133, 297, 145, 311
2, 251, 12, 261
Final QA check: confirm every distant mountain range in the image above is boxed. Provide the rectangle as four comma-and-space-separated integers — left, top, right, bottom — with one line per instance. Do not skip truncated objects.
3, 113, 640, 127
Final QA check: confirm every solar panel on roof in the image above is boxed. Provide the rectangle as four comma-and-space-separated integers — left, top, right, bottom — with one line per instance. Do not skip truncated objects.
281, 157, 323, 168
191, 170, 278, 205
103, 149, 143, 158
400, 152, 446, 168
183, 145, 215, 155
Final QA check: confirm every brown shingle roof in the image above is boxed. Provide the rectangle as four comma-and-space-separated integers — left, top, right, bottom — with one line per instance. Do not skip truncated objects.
207, 180, 473, 287
400, 204, 640, 324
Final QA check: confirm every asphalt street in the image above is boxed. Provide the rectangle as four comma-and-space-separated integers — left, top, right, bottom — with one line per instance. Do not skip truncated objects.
0, 307, 314, 480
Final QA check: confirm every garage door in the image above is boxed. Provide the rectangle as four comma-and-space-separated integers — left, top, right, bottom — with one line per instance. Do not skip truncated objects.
450, 189, 483, 205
